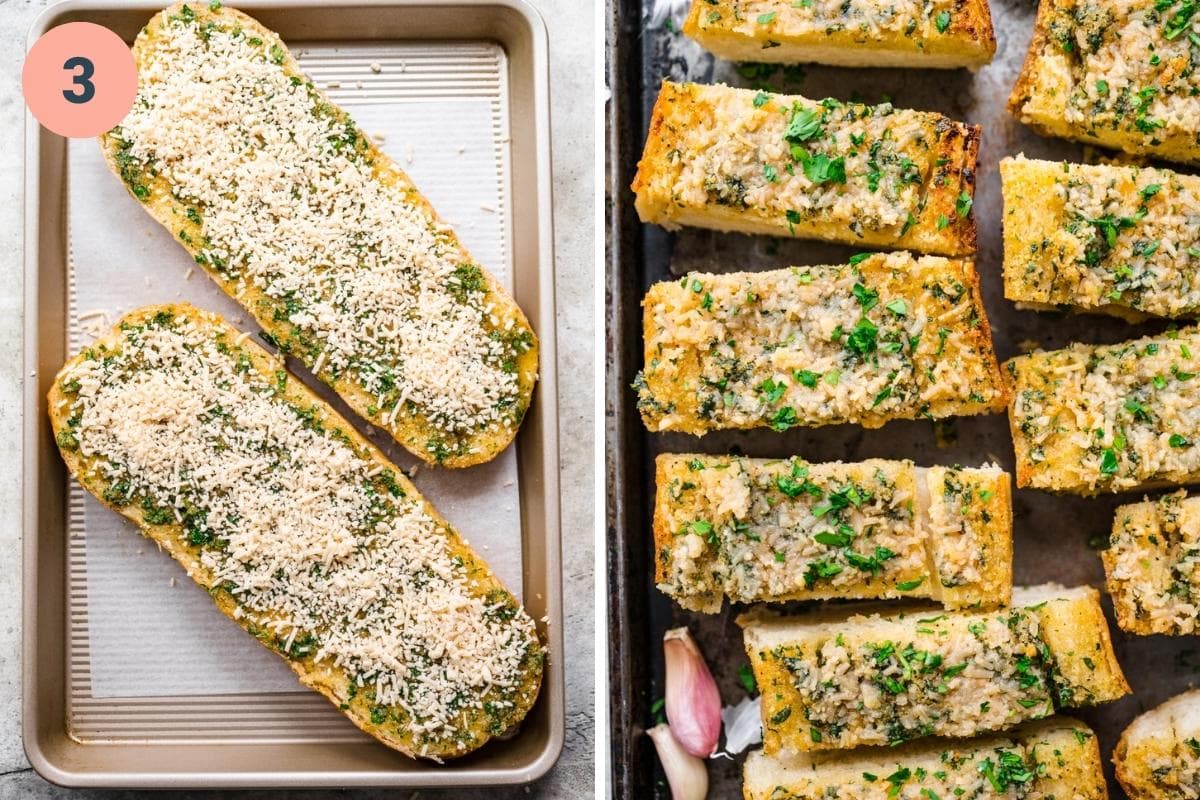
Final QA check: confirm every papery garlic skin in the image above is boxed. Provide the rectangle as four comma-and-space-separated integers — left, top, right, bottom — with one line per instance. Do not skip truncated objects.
720, 695, 763, 755
663, 627, 722, 757
648, 723, 709, 800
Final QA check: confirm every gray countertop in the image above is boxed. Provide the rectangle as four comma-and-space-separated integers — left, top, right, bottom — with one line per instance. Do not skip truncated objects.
0, 1, 595, 797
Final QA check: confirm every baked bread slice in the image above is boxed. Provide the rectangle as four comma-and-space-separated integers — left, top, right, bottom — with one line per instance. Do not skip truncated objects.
744, 717, 1107, 800
632, 81, 980, 256
1006, 327, 1200, 494
1001, 155, 1200, 320
99, 3, 537, 467
741, 583, 1128, 755
637, 252, 1007, 435
48, 304, 543, 760
684, 0, 996, 69
654, 453, 1012, 612
1116, 689, 1200, 799
1103, 490, 1200, 635
1008, 0, 1200, 165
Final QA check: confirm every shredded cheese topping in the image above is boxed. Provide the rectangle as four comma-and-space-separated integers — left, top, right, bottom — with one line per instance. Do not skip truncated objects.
55, 310, 540, 754
1003, 157, 1200, 318
655, 455, 1006, 611
1008, 327, 1200, 492
637, 252, 1005, 434
105, 6, 534, 464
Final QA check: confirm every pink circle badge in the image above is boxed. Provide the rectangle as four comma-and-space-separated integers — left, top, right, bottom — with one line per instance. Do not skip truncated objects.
22, 22, 138, 138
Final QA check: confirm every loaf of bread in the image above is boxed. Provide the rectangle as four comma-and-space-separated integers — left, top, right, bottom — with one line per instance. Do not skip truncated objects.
682, 0, 996, 69
1115, 688, 1200, 799
1006, 327, 1200, 493
99, 3, 537, 467
654, 453, 1012, 612
1009, 0, 1200, 165
637, 252, 1007, 434
741, 584, 1128, 755
744, 717, 1107, 800
48, 304, 543, 759
1001, 155, 1200, 320
632, 81, 979, 256
1103, 490, 1200, 635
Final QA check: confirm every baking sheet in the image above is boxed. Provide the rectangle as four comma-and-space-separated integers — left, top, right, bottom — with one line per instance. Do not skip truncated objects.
605, 0, 1200, 797
67, 42, 523, 706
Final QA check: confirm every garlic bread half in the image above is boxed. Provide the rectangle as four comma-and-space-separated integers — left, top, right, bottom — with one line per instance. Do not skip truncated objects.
49, 304, 544, 760
100, 3, 537, 467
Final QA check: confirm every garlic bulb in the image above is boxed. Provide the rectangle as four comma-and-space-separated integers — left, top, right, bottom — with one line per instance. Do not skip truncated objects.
663, 627, 721, 757
647, 724, 708, 800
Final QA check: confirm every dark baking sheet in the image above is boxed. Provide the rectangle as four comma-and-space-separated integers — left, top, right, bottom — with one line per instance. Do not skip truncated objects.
605, 0, 1200, 797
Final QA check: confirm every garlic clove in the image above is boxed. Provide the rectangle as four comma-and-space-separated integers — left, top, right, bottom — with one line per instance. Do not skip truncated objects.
720, 695, 763, 755
648, 723, 708, 800
663, 626, 721, 757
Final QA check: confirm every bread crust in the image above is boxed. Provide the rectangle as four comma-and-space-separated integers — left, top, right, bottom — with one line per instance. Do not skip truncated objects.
48, 303, 543, 760
740, 584, 1128, 755
98, 3, 537, 468
1008, 0, 1200, 165
682, 0, 996, 68
637, 252, 1008, 435
632, 81, 980, 256
653, 453, 1013, 612
1115, 688, 1200, 799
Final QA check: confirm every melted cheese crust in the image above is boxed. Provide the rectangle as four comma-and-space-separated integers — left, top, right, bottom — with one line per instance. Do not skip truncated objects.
48, 304, 542, 759
653, 454, 1011, 612
1007, 327, 1200, 493
744, 718, 1107, 800
741, 586, 1128, 755
632, 81, 979, 256
1002, 155, 1200, 319
100, 3, 537, 467
1009, 0, 1200, 165
1104, 490, 1200, 634
684, 0, 996, 69
637, 252, 1007, 435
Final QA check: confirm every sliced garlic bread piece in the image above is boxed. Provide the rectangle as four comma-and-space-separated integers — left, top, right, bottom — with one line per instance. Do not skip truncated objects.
49, 304, 543, 760
633, 81, 979, 256
1009, 0, 1200, 165
744, 717, 1106, 800
1116, 689, 1200, 799
1006, 327, 1200, 494
637, 252, 1007, 435
1103, 490, 1200, 635
653, 453, 1011, 612
1001, 155, 1200, 320
740, 584, 1128, 755
100, 3, 537, 467
684, 0, 996, 69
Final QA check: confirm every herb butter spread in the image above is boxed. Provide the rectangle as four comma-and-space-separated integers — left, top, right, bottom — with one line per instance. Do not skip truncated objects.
653, 454, 1011, 612
1002, 155, 1200, 319
1009, 0, 1200, 164
1104, 490, 1200, 635
745, 718, 1107, 800
100, 3, 537, 467
636, 252, 1007, 435
49, 306, 542, 759
1115, 688, 1200, 799
683, 0, 996, 70
632, 81, 979, 256
1006, 327, 1200, 493
742, 584, 1128, 754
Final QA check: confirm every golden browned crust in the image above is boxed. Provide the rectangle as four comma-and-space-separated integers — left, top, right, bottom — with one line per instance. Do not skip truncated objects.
637, 253, 1008, 436
1114, 689, 1200, 799
631, 81, 980, 256
48, 303, 543, 760
98, 3, 537, 468
682, 0, 995, 68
